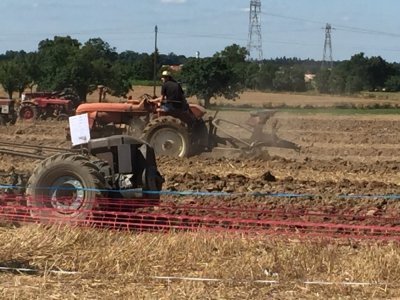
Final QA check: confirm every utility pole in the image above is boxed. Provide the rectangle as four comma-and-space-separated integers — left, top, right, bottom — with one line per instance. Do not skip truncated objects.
247, 0, 263, 61
153, 25, 158, 97
322, 23, 333, 69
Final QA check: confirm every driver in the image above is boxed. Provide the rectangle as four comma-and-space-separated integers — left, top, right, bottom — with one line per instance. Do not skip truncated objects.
152, 71, 188, 112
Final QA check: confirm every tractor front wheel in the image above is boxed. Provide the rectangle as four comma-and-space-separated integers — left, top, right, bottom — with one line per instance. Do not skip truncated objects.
25, 153, 106, 224
19, 105, 38, 121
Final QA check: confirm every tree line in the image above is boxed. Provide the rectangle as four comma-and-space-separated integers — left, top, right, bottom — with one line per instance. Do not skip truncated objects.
0, 36, 185, 101
1, 36, 400, 107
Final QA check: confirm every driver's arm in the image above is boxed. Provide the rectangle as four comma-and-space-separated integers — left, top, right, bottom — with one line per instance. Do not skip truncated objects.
150, 95, 163, 103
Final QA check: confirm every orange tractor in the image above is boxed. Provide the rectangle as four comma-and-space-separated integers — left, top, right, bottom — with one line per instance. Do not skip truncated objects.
73, 95, 300, 157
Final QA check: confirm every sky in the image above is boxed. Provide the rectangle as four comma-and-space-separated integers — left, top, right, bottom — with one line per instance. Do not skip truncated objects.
0, 0, 399, 62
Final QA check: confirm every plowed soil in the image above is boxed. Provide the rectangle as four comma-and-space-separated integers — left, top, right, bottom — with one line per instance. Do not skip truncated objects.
0, 111, 399, 228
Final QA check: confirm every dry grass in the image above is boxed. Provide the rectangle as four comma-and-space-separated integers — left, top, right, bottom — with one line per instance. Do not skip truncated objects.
1, 225, 400, 299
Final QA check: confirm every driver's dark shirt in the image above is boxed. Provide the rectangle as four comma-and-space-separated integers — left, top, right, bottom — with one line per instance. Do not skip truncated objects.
161, 79, 185, 104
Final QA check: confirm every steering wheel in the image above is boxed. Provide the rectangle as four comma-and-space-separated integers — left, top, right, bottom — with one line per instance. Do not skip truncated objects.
140, 93, 159, 111
140, 93, 156, 101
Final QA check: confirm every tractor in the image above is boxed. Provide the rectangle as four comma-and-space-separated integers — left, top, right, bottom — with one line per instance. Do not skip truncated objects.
72, 94, 300, 158
22, 88, 80, 106
0, 98, 18, 125
23, 135, 164, 224
19, 89, 80, 121
19, 97, 75, 121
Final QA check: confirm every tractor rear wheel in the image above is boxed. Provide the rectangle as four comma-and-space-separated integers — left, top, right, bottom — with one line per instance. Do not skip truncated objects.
19, 105, 38, 121
141, 116, 190, 157
56, 113, 69, 121
25, 153, 106, 224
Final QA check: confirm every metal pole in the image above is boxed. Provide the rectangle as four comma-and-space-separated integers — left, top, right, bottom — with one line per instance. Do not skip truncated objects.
153, 25, 158, 97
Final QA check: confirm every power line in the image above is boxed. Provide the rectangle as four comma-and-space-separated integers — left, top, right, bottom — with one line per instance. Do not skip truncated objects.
262, 12, 400, 38
262, 12, 324, 25
159, 31, 247, 41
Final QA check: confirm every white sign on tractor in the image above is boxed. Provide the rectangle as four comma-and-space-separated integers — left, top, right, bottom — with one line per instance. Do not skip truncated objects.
69, 113, 91, 146
1, 105, 9, 114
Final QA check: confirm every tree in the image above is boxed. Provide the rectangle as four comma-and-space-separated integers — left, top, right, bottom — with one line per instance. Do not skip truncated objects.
290, 65, 307, 92
37, 36, 106, 100
342, 53, 369, 92
366, 56, 395, 90
243, 63, 260, 90
24, 52, 41, 92
0, 57, 30, 98
159, 52, 186, 65
217, 44, 248, 90
108, 61, 134, 97
272, 66, 306, 92
70, 38, 117, 100
273, 68, 291, 91
36, 36, 81, 91
132, 53, 154, 81
34, 36, 132, 101
328, 67, 346, 94
182, 56, 243, 108
315, 68, 331, 93
345, 75, 364, 94
255, 62, 278, 91
385, 75, 400, 92
216, 44, 248, 64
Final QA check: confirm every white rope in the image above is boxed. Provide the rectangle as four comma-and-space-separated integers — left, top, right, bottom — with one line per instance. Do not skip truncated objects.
0, 266, 79, 275
151, 275, 389, 286
0, 266, 393, 287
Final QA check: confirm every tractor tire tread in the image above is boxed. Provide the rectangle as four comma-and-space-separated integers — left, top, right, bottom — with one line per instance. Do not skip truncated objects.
26, 153, 105, 223
141, 116, 190, 157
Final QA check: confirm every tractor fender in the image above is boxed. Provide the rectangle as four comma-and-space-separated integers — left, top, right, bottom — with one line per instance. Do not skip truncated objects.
20, 100, 37, 107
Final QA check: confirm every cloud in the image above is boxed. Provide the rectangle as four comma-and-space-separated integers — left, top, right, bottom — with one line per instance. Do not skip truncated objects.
240, 8, 250, 12
160, 0, 187, 3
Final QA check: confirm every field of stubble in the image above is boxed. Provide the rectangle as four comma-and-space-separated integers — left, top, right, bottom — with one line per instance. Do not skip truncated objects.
0, 100, 399, 298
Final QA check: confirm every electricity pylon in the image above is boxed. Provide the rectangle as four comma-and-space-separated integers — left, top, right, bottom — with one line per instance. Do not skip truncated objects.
247, 0, 263, 61
322, 23, 333, 69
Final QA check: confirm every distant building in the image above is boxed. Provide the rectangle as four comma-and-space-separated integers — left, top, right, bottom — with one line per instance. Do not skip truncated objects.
161, 64, 183, 72
304, 73, 316, 83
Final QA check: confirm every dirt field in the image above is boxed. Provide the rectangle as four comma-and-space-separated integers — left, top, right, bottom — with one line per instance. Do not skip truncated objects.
0, 93, 400, 298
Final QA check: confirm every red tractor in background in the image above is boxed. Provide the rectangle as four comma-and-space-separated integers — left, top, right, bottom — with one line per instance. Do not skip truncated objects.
19, 89, 80, 121
22, 89, 80, 105
19, 97, 75, 121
